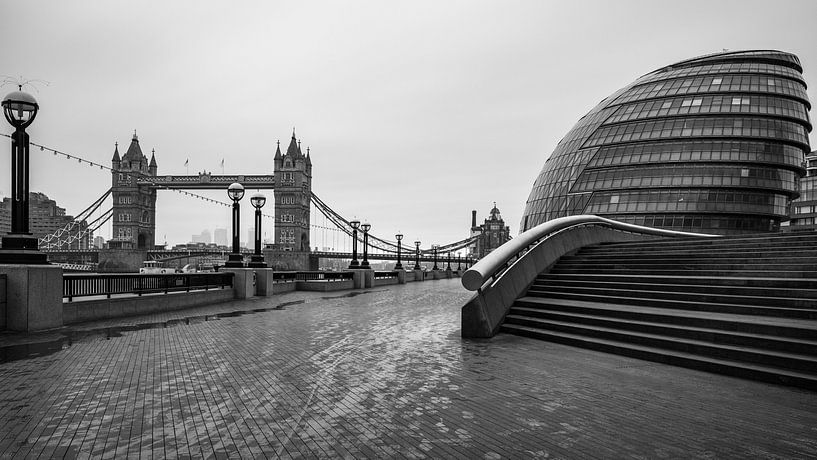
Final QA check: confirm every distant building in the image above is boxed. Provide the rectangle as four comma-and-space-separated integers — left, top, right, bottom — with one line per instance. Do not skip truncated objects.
93, 236, 106, 249
0, 191, 89, 249
192, 229, 212, 244
214, 228, 228, 246
469, 203, 511, 260
247, 227, 255, 248
788, 150, 817, 231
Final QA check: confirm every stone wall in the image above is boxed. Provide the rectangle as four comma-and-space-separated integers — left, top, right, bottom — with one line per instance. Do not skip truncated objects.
0, 274, 5, 329
97, 249, 148, 272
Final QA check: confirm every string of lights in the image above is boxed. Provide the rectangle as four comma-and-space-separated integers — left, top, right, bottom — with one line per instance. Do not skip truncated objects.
0, 132, 277, 219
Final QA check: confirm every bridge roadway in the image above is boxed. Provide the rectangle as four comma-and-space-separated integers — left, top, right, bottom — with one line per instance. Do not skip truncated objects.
0, 280, 813, 457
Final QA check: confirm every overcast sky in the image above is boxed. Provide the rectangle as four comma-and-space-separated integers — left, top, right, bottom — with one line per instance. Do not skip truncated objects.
1, 0, 816, 249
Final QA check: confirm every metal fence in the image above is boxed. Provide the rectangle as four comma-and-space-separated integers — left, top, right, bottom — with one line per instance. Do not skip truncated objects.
374, 271, 399, 280
63, 272, 234, 302
294, 271, 355, 282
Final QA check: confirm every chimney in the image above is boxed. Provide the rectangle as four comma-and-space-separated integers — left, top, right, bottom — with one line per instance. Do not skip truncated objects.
471, 210, 477, 228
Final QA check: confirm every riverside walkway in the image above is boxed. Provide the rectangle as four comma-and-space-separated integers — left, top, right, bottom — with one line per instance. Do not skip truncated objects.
0, 278, 815, 458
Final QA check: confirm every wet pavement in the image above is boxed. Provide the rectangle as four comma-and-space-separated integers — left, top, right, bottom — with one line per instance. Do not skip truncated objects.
0, 278, 815, 458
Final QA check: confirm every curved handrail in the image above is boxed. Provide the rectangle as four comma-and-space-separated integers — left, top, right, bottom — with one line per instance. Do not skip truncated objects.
461, 215, 718, 291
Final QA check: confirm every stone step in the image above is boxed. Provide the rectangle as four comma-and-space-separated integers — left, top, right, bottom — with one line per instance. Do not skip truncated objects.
594, 234, 817, 250
536, 273, 817, 290
503, 315, 817, 372
553, 261, 817, 272
499, 324, 817, 390
530, 279, 817, 300
515, 294, 817, 321
507, 306, 817, 355
527, 285, 816, 309
549, 267, 817, 278
569, 250, 817, 259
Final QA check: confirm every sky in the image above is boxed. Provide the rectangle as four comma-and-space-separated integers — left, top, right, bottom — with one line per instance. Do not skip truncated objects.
1, 0, 816, 249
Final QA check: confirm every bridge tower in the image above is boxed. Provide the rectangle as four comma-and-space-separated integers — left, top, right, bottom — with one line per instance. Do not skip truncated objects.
273, 131, 312, 253
109, 131, 157, 249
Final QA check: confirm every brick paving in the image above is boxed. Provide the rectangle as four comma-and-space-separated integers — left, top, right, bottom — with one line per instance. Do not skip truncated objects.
0, 278, 815, 458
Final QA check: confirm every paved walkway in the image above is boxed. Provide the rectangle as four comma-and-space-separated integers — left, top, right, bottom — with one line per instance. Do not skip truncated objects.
0, 279, 815, 458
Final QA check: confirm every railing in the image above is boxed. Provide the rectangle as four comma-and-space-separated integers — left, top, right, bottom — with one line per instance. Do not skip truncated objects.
63, 272, 234, 302
462, 215, 718, 292
294, 271, 355, 282
273, 272, 298, 282
374, 270, 399, 280
460, 215, 719, 338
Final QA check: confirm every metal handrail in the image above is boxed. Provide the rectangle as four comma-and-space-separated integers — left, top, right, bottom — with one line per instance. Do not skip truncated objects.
63, 272, 234, 302
461, 215, 718, 291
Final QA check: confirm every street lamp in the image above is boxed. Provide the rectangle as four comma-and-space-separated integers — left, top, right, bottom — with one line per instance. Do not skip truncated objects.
225, 182, 245, 267
432, 244, 439, 270
348, 219, 360, 268
248, 193, 266, 268
413, 240, 421, 270
1, 88, 46, 263
457, 253, 462, 271
446, 251, 452, 270
394, 233, 403, 269
361, 222, 371, 268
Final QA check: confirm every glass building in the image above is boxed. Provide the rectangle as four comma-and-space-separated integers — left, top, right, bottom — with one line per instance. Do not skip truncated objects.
521, 50, 812, 235
788, 150, 817, 231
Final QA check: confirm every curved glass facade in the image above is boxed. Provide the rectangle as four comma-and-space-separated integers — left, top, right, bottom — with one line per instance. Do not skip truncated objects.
521, 50, 812, 235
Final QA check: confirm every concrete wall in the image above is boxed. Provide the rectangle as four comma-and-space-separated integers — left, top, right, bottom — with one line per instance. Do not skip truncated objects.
63, 288, 234, 324
0, 274, 5, 329
296, 280, 355, 291
97, 249, 148, 273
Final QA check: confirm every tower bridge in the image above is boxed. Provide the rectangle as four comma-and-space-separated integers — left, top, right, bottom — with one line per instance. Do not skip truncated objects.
34, 128, 482, 272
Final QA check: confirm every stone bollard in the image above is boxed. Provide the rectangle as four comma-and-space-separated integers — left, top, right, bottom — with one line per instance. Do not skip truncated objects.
397, 269, 406, 284
254, 268, 275, 297
222, 267, 255, 299
414, 269, 424, 281
0, 264, 63, 331
363, 269, 374, 288
352, 269, 365, 289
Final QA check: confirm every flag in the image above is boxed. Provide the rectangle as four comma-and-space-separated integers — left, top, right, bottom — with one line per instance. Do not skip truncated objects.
184, 159, 189, 167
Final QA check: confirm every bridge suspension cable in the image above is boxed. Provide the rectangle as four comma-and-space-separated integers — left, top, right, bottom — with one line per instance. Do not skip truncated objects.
39, 188, 113, 250
310, 191, 479, 255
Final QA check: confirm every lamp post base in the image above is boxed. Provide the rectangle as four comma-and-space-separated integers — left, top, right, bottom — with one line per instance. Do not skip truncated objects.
361, 260, 370, 268
394, 262, 403, 270
224, 253, 245, 268
248, 255, 267, 268
348, 259, 360, 269
0, 234, 48, 264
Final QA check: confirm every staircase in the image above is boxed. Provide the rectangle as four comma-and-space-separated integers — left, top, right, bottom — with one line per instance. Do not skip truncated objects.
501, 233, 817, 390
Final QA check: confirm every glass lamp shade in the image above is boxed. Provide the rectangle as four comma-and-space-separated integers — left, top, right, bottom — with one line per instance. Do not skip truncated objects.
414, 241, 421, 247
361, 223, 371, 232
227, 182, 245, 201
395, 233, 403, 241
250, 193, 266, 209
349, 220, 361, 230
2, 91, 38, 128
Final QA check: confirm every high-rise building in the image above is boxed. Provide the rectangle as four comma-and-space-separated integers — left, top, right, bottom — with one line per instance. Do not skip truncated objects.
0, 192, 89, 249
469, 204, 511, 259
214, 228, 228, 246
110, 131, 158, 248
788, 150, 817, 231
191, 229, 211, 244
273, 131, 312, 252
521, 50, 811, 235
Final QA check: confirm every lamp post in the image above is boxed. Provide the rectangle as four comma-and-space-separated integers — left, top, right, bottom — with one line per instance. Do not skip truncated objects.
457, 253, 462, 271
248, 193, 266, 268
348, 220, 360, 268
394, 233, 403, 269
225, 182, 245, 267
361, 222, 371, 268
414, 240, 421, 270
432, 244, 439, 270
446, 251, 452, 271
1, 88, 46, 263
